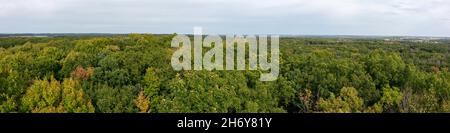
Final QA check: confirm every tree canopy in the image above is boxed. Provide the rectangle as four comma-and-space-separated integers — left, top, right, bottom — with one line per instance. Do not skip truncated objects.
1, 35, 450, 113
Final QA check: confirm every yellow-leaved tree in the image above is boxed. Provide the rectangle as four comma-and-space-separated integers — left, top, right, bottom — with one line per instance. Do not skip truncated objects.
21, 77, 94, 113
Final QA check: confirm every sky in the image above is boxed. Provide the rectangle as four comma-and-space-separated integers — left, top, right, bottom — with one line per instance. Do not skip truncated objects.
0, 0, 450, 36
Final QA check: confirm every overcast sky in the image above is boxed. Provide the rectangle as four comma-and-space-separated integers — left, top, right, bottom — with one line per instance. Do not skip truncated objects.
1, 0, 450, 36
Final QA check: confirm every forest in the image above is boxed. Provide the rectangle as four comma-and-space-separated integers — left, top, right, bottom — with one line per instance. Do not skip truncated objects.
1, 34, 450, 113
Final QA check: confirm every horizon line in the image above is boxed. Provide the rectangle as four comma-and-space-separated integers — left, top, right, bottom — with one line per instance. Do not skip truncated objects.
0, 33, 450, 38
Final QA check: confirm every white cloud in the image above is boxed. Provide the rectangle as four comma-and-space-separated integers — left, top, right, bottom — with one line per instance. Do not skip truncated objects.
0, 0, 449, 36
0, 0, 64, 17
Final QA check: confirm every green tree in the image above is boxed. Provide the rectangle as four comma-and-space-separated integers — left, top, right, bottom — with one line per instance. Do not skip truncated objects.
375, 86, 403, 113
317, 87, 364, 113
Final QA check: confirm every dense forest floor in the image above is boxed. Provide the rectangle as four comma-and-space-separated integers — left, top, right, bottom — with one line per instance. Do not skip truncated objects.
1, 34, 450, 113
